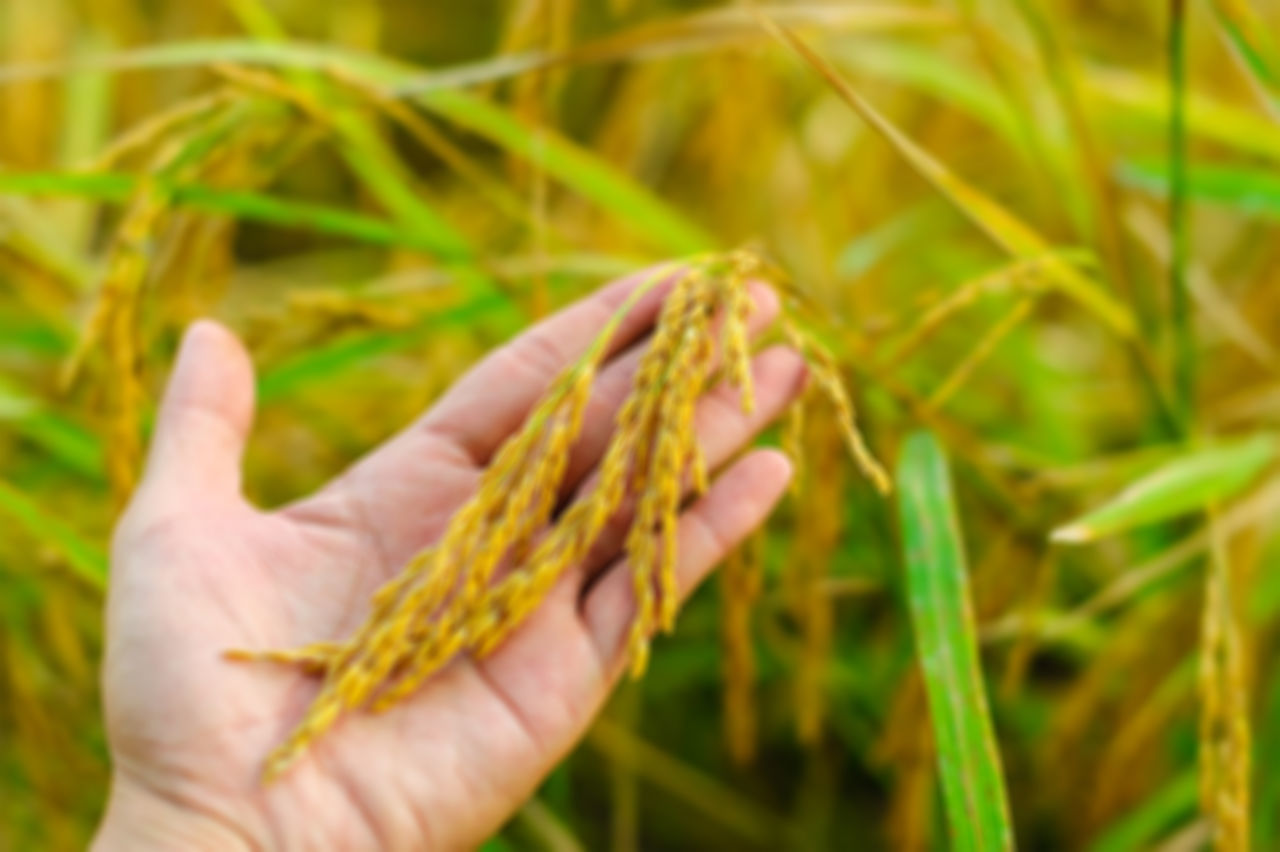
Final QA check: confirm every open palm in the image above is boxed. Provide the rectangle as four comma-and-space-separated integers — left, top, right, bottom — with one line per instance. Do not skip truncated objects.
95, 269, 806, 851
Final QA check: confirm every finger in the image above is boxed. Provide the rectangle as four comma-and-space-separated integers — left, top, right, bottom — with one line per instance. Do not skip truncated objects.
555, 281, 780, 501
420, 263, 684, 464
573, 345, 806, 580
138, 320, 255, 504
581, 449, 793, 675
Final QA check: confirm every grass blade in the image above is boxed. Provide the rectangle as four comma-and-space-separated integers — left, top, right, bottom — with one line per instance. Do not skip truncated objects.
256, 258, 648, 400
1009, 0, 1135, 309
836, 43, 1024, 156
0, 377, 103, 480
0, 36, 714, 255
588, 718, 789, 845
0, 481, 107, 590
0, 197, 94, 292
1120, 159, 1280, 220
1089, 66, 1280, 163
0, 39, 394, 85
896, 431, 1014, 852
0, 171, 450, 253
1052, 434, 1278, 543
222, 0, 487, 279
1209, 0, 1280, 110
0, 7, 955, 91
1087, 772, 1198, 852
1124, 204, 1278, 374
1168, 0, 1194, 425
56, 31, 114, 252
257, 289, 516, 401
1255, 655, 1280, 845
414, 88, 715, 254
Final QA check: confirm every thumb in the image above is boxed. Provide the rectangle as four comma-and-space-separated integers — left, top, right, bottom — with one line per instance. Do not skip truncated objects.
139, 319, 256, 504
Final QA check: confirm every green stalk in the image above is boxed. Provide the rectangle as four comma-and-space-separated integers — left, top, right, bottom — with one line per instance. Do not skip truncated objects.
1169, 0, 1194, 425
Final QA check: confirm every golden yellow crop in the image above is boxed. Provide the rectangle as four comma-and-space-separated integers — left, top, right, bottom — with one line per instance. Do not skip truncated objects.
229, 250, 890, 781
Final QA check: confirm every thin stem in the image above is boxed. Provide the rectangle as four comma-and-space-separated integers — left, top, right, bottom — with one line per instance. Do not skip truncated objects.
1170, 0, 1194, 426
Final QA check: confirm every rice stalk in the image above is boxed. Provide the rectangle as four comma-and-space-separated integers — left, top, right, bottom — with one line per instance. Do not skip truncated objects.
1125, 205, 1279, 374
80, 173, 167, 504
318, 64, 538, 230
927, 295, 1035, 411
151, 212, 236, 323
951, 0, 1057, 207
759, 13, 1136, 341
999, 550, 1055, 699
221, 0, 499, 289
508, 0, 575, 316
230, 250, 889, 780
1168, 0, 1195, 425
87, 90, 236, 171
781, 319, 890, 495
790, 414, 844, 745
0, 194, 92, 298
781, 395, 805, 495
1208, 0, 1280, 113
874, 669, 935, 852
1091, 662, 1196, 827
1042, 597, 1194, 841
0, 480, 106, 590
0, 228, 82, 324
720, 532, 763, 765
764, 12, 1186, 438
879, 253, 1066, 372
0, 0, 62, 168
983, 477, 1280, 646
63, 100, 292, 502
1009, 0, 1136, 308
588, 717, 788, 845
1198, 510, 1251, 851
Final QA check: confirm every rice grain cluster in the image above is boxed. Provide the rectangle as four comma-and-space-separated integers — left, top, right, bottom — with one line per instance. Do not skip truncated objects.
230, 250, 888, 781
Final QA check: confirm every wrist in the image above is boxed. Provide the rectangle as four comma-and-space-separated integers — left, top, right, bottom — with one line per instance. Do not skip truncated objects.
94, 775, 254, 852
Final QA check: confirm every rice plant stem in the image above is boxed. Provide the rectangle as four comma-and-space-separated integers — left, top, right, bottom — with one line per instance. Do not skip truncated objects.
1170, 0, 1194, 426
1010, 0, 1137, 310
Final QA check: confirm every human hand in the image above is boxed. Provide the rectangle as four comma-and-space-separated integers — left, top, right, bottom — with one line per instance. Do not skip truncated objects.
93, 269, 806, 850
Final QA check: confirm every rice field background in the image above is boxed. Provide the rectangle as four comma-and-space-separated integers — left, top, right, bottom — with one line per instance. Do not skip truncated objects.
2, 0, 1279, 848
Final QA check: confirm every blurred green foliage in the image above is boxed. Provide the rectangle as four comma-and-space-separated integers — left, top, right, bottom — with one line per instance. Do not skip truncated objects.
2, 0, 1279, 848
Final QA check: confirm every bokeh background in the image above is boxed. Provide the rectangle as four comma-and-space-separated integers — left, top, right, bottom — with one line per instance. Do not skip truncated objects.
2, 0, 1279, 848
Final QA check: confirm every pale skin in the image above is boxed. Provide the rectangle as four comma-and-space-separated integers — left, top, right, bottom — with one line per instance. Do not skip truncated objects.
94, 268, 807, 851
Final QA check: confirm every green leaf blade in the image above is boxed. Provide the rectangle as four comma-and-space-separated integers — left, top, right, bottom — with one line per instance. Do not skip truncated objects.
0, 480, 107, 590
415, 88, 716, 255
0, 171, 445, 252
895, 431, 1014, 852
1052, 433, 1278, 543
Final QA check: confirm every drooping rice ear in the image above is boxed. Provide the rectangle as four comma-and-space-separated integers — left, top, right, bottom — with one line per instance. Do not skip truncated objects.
233, 252, 886, 781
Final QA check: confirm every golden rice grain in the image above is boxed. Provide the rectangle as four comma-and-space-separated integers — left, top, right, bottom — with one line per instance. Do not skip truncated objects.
1199, 511, 1251, 851
232, 252, 889, 780
92, 179, 169, 505
782, 399, 805, 496
71, 103, 296, 506
782, 319, 891, 495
